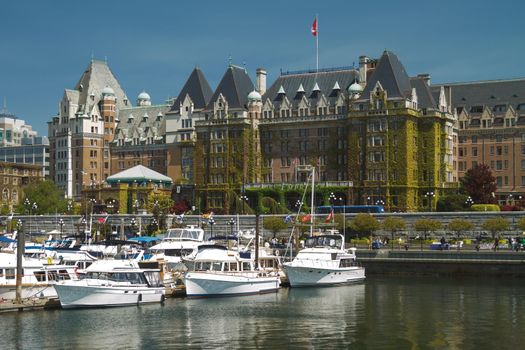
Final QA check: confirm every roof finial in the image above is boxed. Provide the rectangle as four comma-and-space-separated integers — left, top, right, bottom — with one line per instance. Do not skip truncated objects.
104, 55, 108, 64
228, 54, 232, 67
91, 51, 94, 63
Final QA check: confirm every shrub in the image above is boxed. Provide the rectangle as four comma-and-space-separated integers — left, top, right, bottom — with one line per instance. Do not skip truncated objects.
471, 204, 500, 212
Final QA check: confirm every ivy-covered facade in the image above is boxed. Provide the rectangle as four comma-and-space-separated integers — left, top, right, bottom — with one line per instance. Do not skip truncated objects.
347, 51, 457, 211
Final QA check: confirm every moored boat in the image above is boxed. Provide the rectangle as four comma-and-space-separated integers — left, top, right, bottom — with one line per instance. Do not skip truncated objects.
0, 252, 77, 300
283, 233, 365, 287
53, 260, 165, 308
184, 245, 280, 298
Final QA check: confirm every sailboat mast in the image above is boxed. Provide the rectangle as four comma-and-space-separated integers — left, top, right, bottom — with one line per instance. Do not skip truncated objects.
310, 167, 315, 237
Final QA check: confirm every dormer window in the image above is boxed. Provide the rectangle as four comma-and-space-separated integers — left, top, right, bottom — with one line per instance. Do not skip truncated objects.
470, 106, 483, 113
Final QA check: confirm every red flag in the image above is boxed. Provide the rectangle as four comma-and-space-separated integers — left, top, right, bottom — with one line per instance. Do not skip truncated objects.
301, 214, 311, 223
324, 210, 334, 223
311, 18, 318, 37
97, 215, 108, 224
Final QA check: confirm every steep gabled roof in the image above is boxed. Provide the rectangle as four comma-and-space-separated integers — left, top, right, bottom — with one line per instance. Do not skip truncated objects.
360, 51, 412, 100
410, 77, 436, 109
263, 68, 358, 107
205, 65, 254, 110
170, 67, 213, 112
74, 60, 129, 113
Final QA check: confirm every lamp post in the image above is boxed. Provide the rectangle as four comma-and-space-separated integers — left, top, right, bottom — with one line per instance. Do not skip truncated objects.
130, 218, 136, 236
24, 198, 37, 240
295, 200, 303, 212
81, 217, 87, 242
329, 192, 336, 206
465, 196, 474, 208
134, 199, 140, 214
229, 217, 235, 237
58, 218, 64, 238
240, 195, 248, 215
67, 201, 72, 215
209, 217, 215, 237
425, 191, 435, 212
151, 218, 158, 233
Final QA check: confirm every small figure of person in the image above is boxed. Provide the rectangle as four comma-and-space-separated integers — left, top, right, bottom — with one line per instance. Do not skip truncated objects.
494, 237, 500, 251
440, 237, 446, 250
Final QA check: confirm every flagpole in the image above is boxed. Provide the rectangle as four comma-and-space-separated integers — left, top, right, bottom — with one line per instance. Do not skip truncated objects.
316, 14, 319, 73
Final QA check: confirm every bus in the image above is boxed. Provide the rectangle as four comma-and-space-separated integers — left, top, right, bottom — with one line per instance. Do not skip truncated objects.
316, 205, 385, 214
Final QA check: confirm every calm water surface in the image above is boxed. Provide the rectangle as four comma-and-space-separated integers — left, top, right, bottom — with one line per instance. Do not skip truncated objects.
2, 276, 525, 349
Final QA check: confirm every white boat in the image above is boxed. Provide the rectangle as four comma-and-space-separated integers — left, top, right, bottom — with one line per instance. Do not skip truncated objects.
283, 233, 365, 287
148, 226, 205, 270
184, 245, 280, 298
0, 252, 77, 300
53, 260, 165, 308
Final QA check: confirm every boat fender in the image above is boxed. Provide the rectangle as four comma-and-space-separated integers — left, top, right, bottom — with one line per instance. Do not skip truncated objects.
160, 294, 165, 303
138, 294, 142, 304
274, 250, 279, 256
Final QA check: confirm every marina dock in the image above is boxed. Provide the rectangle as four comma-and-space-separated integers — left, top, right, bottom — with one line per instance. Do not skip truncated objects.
0, 297, 60, 313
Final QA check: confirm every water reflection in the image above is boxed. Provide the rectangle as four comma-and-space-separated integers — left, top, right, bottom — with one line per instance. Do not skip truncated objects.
1, 277, 524, 349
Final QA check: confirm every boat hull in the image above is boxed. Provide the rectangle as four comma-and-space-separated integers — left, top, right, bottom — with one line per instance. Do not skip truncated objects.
0, 284, 57, 300
283, 265, 365, 287
184, 272, 280, 297
53, 283, 164, 309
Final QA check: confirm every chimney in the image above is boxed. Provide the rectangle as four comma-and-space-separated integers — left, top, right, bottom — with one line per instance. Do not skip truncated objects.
417, 73, 431, 85
256, 68, 267, 95
359, 56, 369, 85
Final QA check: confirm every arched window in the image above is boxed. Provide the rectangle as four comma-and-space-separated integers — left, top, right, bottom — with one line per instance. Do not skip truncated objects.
2, 188, 9, 201
11, 189, 17, 203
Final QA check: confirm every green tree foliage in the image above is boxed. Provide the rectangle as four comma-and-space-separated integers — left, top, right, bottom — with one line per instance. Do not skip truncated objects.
516, 217, 525, 232
15, 180, 67, 214
413, 218, 442, 249
349, 214, 380, 238
482, 217, 509, 238
447, 219, 474, 243
146, 191, 173, 231
460, 164, 497, 204
383, 216, 406, 249
263, 216, 288, 237
436, 194, 469, 212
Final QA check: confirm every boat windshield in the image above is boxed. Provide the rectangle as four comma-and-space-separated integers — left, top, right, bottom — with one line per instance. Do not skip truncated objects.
166, 228, 202, 241
304, 235, 342, 249
82, 271, 148, 285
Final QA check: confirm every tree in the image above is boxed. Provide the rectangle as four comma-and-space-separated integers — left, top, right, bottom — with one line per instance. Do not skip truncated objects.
413, 218, 442, 250
263, 216, 288, 238
482, 217, 509, 238
146, 191, 173, 232
349, 214, 380, 244
383, 217, 406, 250
460, 164, 497, 204
516, 217, 525, 232
15, 180, 68, 214
447, 219, 474, 249
436, 194, 469, 212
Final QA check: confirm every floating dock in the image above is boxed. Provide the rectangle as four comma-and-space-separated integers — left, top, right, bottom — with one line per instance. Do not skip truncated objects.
0, 297, 61, 313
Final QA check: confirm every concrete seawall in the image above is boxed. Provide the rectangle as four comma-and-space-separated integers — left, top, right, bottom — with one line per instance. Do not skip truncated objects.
357, 250, 525, 277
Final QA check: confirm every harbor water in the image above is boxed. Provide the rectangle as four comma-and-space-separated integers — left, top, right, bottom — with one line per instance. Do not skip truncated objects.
2, 275, 525, 349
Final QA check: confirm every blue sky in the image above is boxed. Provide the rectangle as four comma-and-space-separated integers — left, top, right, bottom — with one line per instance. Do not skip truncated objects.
1, 0, 524, 135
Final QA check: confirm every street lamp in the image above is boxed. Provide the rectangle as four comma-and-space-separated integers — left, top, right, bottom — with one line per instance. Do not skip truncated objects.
229, 217, 235, 237
209, 217, 215, 237
130, 218, 136, 236
465, 196, 474, 208
24, 198, 37, 239
425, 191, 435, 212
81, 217, 87, 241
134, 199, 140, 214
58, 218, 64, 238
366, 196, 371, 205
240, 195, 248, 214
295, 200, 303, 212
329, 192, 336, 206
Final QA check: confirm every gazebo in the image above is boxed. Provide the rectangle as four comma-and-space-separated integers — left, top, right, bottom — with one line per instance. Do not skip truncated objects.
83, 165, 173, 214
